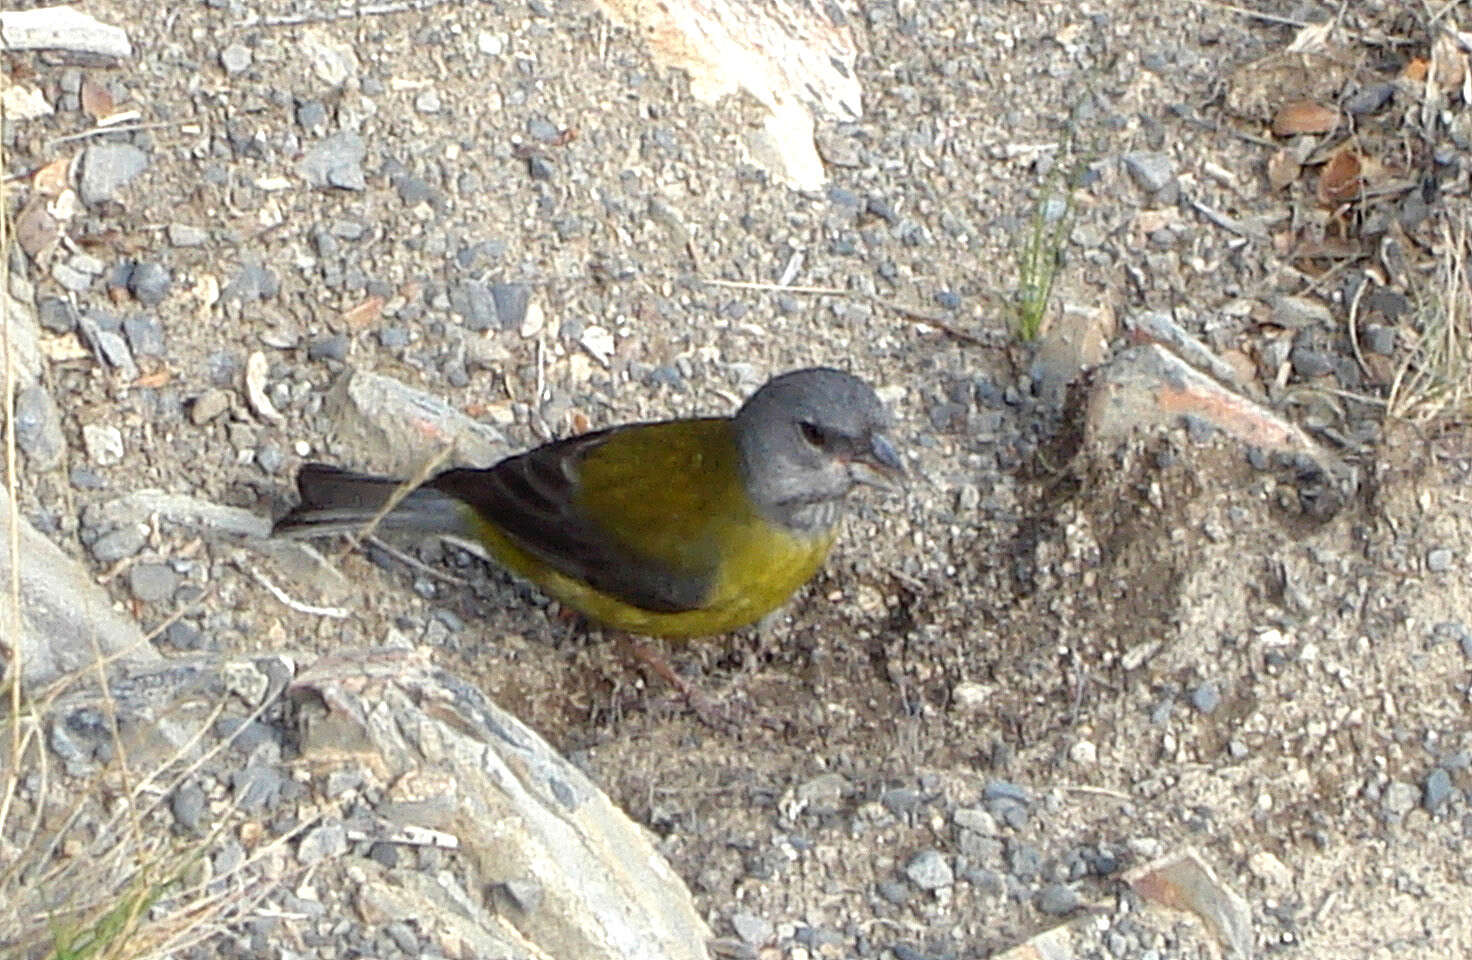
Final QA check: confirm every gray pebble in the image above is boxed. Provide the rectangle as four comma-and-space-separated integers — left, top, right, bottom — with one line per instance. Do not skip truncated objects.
453, 280, 499, 331
14, 385, 65, 469
1424, 768, 1454, 813
296, 99, 329, 134
168, 223, 208, 247
128, 563, 179, 603
128, 262, 171, 306
903, 849, 953, 890
82, 423, 124, 465
983, 779, 1031, 806
220, 43, 252, 74
527, 117, 561, 143
730, 911, 772, 946
37, 297, 77, 334
52, 260, 94, 292
394, 175, 437, 206
191, 389, 231, 425
89, 525, 146, 563
308, 333, 349, 362
171, 782, 207, 833
122, 313, 165, 356
880, 787, 923, 819
368, 841, 399, 868
297, 821, 348, 864
1427, 548, 1454, 573
223, 261, 279, 302
527, 154, 554, 181
1007, 841, 1043, 880
70, 466, 106, 490
1291, 343, 1335, 379
1190, 681, 1221, 714
1382, 780, 1419, 819
875, 878, 912, 905
1123, 151, 1176, 194
385, 922, 419, 953
256, 443, 285, 474
212, 839, 245, 878
1036, 883, 1081, 915
164, 620, 203, 650
231, 764, 287, 811
297, 132, 366, 190
80, 143, 149, 205
1362, 323, 1396, 355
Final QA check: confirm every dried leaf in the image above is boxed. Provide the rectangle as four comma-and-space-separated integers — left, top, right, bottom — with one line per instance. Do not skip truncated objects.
15, 198, 59, 260
1317, 148, 1363, 205
340, 295, 384, 330
134, 369, 172, 389
80, 77, 115, 120
1403, 58, 1429, 83
33, 155, 71, 196
1286, 21, 1334, 54
1272, 100, 1339, 136
1431, 31, 1467, 91
1267, 149, 1301, 190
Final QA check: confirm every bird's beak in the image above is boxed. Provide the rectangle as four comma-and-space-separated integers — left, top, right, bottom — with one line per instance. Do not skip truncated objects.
847, 432, 905, 490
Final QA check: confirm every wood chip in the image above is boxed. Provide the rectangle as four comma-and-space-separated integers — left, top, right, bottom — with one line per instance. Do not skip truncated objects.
1271, 99, 1339, 136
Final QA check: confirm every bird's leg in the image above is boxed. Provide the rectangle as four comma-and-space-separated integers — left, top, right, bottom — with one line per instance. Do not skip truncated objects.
620, 635, 730, 729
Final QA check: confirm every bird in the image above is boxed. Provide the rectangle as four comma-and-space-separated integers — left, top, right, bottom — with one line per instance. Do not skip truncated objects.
273, 367, 903, 640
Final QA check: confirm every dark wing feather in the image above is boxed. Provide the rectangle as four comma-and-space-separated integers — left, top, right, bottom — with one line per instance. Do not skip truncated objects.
428, 422, 726, 613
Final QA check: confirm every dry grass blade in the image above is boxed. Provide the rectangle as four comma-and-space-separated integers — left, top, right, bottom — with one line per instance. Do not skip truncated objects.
1387, 216, 1471, 424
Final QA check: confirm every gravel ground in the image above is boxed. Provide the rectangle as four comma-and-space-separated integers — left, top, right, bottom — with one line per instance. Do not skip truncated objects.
5, 0, 1472, 957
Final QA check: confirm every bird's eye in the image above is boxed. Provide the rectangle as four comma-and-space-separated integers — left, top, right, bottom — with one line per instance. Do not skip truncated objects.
799, 421, 826, 447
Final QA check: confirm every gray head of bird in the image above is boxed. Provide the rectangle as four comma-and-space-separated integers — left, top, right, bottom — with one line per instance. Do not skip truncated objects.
735, 367, 904, 530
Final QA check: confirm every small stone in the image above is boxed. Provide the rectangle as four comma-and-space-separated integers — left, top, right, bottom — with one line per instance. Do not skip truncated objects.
122, 314, 165, 356
128, 563, 179, 603
526, 154, 554, 181
527, 117, 561, 143
1423, 768, 1453, 813
128, 262, 171, 306
875, 879, 913, 905
1123, 152, 1176, 194
308, 333, 349, 362
296, 99, 329, 134
297, 821, 348, 864
730, 911, 773, 946
80, 143, 149, 205
171, 782, 207, 833
414, 89, 442, 113
82, 423, 124, 466
220, 43, 252, 73
1362, 323, 1396, 355
1382, 781, 1419, 820
904, 850, 953, 891
1190, 682, 1222, 714
492, 283, 531, 332
1427, 548, 1454, 573
297, 132, 366, 190
191, 389, 231, 425
231, 764, 287, 812
37, 297, 77, 334
168, 223, 208, 247
51, 261, 93, 292
1036, 883, 1080, 915
89, 525, 145, 563
453, 281, 498, 331
954, 807, 999, 835
14, 385, 66, 469
70, 467, 106, 491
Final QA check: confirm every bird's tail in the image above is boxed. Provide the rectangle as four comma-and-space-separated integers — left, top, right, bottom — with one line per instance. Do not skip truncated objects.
273, 463, 471, 540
